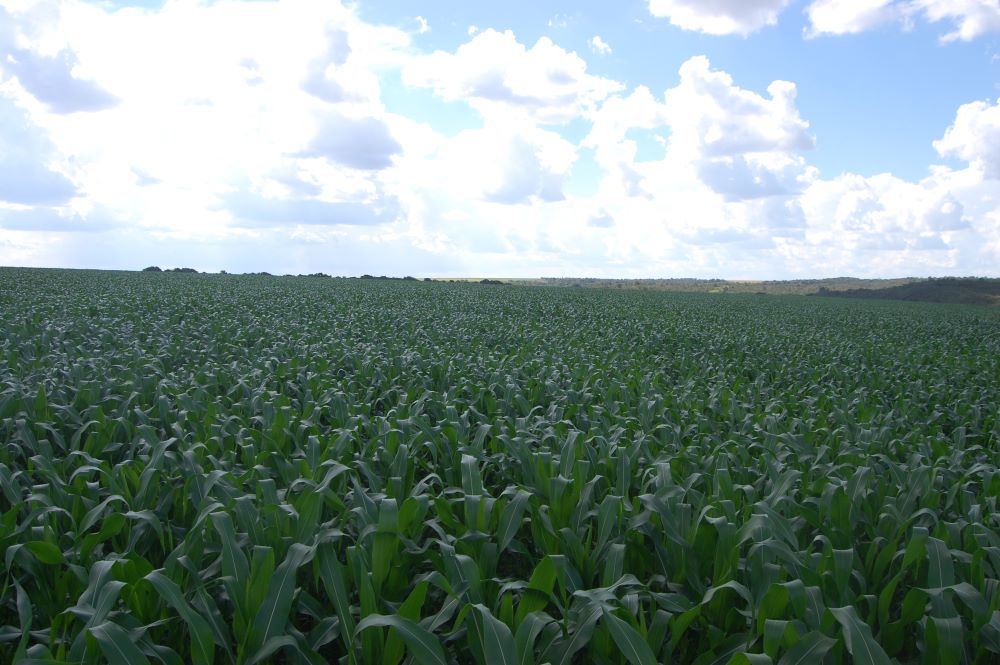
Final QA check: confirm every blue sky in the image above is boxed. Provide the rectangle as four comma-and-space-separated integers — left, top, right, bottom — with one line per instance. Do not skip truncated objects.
1, 0, 999, 277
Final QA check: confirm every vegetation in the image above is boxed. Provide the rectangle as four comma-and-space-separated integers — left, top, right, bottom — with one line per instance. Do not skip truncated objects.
522, 276, 1000, 306
520, 277, 923, 295
814, 277, 1000, 306
2, 267, 999, 664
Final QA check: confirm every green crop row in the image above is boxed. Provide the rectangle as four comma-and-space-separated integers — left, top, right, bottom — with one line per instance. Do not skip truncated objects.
1, 267, 999, 664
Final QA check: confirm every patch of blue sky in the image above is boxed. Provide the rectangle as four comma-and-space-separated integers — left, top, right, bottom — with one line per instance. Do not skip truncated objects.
555, 115, 592, 145
624, 127, 668, 161
379, 71, 483, 137
564, 148, 604, 198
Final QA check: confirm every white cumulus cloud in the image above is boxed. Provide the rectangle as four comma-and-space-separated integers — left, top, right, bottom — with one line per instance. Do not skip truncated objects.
661, 56, 816, 201
921, 0, 1000, 42
589, 35, 612, 55
806, 0, 1000, 40
647, 0, 793, 36
402, 29, 622, 123
933, 98, 1000, 179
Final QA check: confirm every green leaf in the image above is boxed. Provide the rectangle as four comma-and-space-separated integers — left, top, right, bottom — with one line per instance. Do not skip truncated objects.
726, 654, 774, 665
550, 601, 601, 665
24, 541, 64, 565
925, 615, 963, 665
776, 631, 837, 665
471, 604, 516, 665
601, 609, 657, 665
372, 498, 399, 593
89, 622, 152, 665
318, 544, 356, 659
385, 582, 429, 665
210, 511, 249, 618
144, 570, 217, 665
515, 611, 553, 665
828, 606, 891, 665
497, 490, 530, 552
243, 636, 296, 665
13, 580, 31, 662
981, 611, 1000, 653
926, 537, 955, 589
515, 556, 557, 626
461, 454, 484, 496
355, 614, 446, 665
251, 543, 312, 648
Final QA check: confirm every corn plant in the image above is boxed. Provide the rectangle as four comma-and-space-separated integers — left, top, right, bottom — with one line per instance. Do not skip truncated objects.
1, 267, 999, 664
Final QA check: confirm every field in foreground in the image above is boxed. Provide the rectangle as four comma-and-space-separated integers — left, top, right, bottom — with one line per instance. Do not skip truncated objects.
2, 268, 1000, 665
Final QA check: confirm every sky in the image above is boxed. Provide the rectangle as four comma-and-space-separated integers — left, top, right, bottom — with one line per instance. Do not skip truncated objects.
1, 0, 999, 278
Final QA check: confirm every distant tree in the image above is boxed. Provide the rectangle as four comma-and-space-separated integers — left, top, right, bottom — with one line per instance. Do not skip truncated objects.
142, 266, 162, 272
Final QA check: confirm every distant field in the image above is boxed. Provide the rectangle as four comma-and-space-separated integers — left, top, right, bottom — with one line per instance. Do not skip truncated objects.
483, 276, 1000, 306
508, 276, 925, 295
2, 268, 1000, 664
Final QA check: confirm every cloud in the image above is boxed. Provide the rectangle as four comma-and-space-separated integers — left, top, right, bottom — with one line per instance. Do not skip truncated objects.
647, 0, 793, 36
921, 0, 1000, 42
933, 98, 1000, 178
588, 209, 615, 227
4, 47, 119, 113
589, 36, 612, 55
643, 0, 1000, 41
568, 56, 990, 276
806, 0, 1000, 41
804, 0, 905, 36
583, 86, 665, 154
413, 118, 577, 206
0, 98, 77, 205
798, 171, 972, 257
486, 136, 567, 203
658, 56, 815, 200
665, 57, 813, 157
0, 203, 122, 232
0, 6, 118, 113
301, 28, 353, 102
921, 193, 968, 231
415, 16, 430, 34
0, 0, 997, 278
696, 154, 804, 200
225, 191, 400, 227
299, 112, 402, 170
402, 29, 622, 123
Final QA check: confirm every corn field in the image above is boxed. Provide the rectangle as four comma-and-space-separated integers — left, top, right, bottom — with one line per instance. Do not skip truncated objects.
2, 267, 1000, 664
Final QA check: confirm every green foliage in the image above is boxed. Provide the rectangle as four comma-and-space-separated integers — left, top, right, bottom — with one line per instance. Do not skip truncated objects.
815, 277, 1000, 306
1, 267, 999, 664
